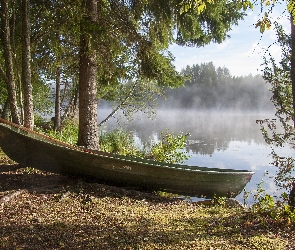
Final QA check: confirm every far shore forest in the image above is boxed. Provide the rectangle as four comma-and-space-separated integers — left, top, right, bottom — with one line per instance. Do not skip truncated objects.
158, 63, 273, 111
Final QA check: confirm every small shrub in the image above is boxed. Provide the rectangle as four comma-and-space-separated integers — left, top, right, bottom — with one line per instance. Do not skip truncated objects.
148, 129, 190, 164
99, 129, 141, 156
34, 115, 53, 131
251, 183, 295, 223
45, 119, 79, 145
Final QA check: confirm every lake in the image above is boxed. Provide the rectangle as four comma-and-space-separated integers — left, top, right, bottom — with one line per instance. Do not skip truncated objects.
98, 109, 295, 204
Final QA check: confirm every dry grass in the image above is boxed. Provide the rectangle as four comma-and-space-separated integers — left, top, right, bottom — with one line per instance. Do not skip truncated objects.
0, 154, 294, 250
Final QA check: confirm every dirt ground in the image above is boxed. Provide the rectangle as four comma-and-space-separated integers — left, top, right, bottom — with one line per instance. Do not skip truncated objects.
1, 157, 294, 250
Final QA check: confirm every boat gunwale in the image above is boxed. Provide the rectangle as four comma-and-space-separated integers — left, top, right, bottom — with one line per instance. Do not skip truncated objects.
0, 118, 254, 176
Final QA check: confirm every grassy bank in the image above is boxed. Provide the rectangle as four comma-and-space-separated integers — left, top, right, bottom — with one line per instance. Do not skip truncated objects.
0, 153, 294, 249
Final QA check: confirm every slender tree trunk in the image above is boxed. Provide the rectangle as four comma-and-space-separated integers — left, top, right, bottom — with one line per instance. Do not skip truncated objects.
17, 72, 24, 124
61, 85, 79, 121
77, 0, 99, 150
54, 67, 61, 131
0, 0, 20, 124
1, 99, 9, 119
291, 18, 295, 129
11, 0, 24, 124
290, 16, 295, 208
22, 0, 34, 129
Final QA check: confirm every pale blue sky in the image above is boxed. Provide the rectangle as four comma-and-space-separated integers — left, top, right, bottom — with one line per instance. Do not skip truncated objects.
170, 4, 290, 77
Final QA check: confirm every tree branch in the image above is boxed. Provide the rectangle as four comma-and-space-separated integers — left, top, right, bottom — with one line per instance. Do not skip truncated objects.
98, 82, 137, 127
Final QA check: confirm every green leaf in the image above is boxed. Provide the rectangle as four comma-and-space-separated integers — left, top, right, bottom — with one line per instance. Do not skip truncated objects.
196, 2, 206, 14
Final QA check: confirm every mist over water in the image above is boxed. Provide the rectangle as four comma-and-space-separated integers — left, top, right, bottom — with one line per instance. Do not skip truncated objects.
159, 66, 275, 112
99, 108, 294, 204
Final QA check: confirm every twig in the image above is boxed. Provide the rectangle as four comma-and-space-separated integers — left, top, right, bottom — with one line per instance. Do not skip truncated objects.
98, 83, 137, 127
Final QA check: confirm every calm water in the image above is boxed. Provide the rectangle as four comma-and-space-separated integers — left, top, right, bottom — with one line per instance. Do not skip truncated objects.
99, 109, 295, 204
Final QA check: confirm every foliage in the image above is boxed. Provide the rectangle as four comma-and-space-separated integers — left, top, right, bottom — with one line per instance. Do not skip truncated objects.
36, 118, 79, 146
99, 128, 190, 164
251, 181, 295, 224
176, 1, 246, 46
48, 119, 79, 145
34, 115, 50, 129
255, 12, 272, 33
148, 130, 190, 164
259, 22, 295, 195
32, 78, 54, 117
99, 128, 141, 156
252, 1, 288, 33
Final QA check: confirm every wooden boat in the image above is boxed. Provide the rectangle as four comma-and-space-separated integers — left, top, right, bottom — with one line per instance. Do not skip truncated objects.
0, 118, 254, 198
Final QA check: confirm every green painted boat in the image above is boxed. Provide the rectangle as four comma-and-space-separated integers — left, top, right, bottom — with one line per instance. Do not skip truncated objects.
0, 118, 254, 198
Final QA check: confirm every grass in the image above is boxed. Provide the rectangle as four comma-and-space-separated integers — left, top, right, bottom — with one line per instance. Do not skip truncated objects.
0, 153, 294, 249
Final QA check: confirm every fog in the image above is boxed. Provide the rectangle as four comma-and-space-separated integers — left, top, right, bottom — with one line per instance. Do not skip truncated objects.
99, 64, 276, 145
157, 63, 274, 112
161, 78, 273, 112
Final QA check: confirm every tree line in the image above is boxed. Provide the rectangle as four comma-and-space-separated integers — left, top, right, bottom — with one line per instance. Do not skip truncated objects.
159, 62, 274, 111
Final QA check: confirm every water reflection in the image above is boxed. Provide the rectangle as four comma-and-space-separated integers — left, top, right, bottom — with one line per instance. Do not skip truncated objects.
100, 110, 270, 154
99, 109, 294, 204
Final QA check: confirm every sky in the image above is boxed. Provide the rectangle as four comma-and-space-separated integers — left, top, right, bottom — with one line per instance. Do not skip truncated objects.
169, 3, 290, 77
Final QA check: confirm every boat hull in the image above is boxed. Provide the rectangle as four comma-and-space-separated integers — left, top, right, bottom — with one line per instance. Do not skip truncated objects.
0, 118, 254, 198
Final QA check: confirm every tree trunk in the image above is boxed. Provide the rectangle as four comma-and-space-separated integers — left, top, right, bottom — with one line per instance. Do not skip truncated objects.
77, 0, 99, 150
54, 67, 61, 131
289, 182, 295, 209
9, 0, 24, 124
291, 18, 295, 129
11, 0, 24, 124
0, 0, 20, 124
1, 99, 9, 119
22, 0, 34, 129
290, 17, 295, 207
